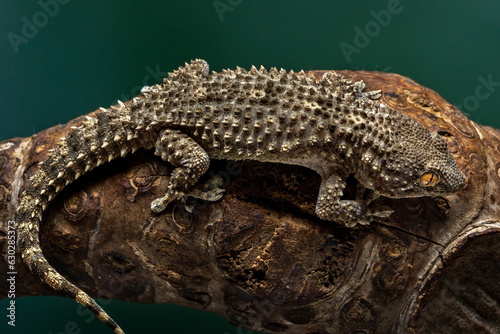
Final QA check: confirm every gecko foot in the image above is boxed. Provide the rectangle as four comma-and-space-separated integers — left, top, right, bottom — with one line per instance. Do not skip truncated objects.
151, 191, 186, 213
151, 176, 225, 214
317, 197, 394, 228
353, 80, 382, 100
184, 175, 225, 213
347, 204, 394, 227
189, 175, 225, 201
316, 174, 396, 227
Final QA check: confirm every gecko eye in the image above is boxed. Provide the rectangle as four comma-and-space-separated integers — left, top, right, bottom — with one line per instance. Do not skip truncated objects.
420, 172, 440, 187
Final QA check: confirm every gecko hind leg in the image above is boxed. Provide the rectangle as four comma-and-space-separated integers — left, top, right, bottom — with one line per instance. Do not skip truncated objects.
353, 80, 382, 100
151, 129, 214, 213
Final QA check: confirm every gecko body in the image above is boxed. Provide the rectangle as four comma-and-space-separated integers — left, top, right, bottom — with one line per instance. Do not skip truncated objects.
17, 60, 465, 333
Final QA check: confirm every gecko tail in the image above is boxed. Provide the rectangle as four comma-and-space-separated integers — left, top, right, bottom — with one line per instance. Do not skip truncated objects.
22, 247, 124, 333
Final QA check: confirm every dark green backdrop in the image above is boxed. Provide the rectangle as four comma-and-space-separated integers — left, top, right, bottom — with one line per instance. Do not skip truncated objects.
1, 1, 499, 333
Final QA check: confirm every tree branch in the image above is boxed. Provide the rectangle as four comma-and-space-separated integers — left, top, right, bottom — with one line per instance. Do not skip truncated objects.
1, 71, 499, 333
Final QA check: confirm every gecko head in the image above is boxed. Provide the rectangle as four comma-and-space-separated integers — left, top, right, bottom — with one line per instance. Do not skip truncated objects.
380, 124, 466, 198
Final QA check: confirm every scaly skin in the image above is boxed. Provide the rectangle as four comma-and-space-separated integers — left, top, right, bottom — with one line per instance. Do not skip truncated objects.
17, 59, 466, 333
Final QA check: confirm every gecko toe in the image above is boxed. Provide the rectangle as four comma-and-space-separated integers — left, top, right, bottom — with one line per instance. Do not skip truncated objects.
150, 198, 167, 213
187, 185, 225, 202
369, 205, 394, 218
187, 175, 226, 202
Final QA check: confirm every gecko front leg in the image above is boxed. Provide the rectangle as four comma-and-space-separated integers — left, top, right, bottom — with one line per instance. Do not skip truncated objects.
315, 173, 371, 227
151, 129, 216, 213
316, 174, 394, 227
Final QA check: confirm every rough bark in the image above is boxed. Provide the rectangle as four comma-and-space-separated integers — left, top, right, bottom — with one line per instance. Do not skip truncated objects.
0, 70, 499, 333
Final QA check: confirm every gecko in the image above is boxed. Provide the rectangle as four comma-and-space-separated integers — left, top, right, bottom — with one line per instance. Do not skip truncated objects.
17, 59, 466, 333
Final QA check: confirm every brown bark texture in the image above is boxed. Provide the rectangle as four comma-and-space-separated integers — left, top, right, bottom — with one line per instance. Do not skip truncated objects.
1, 70, 499, 333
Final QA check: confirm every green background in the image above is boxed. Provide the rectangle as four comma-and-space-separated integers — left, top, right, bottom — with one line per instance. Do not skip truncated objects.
1, 0, 499, 333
